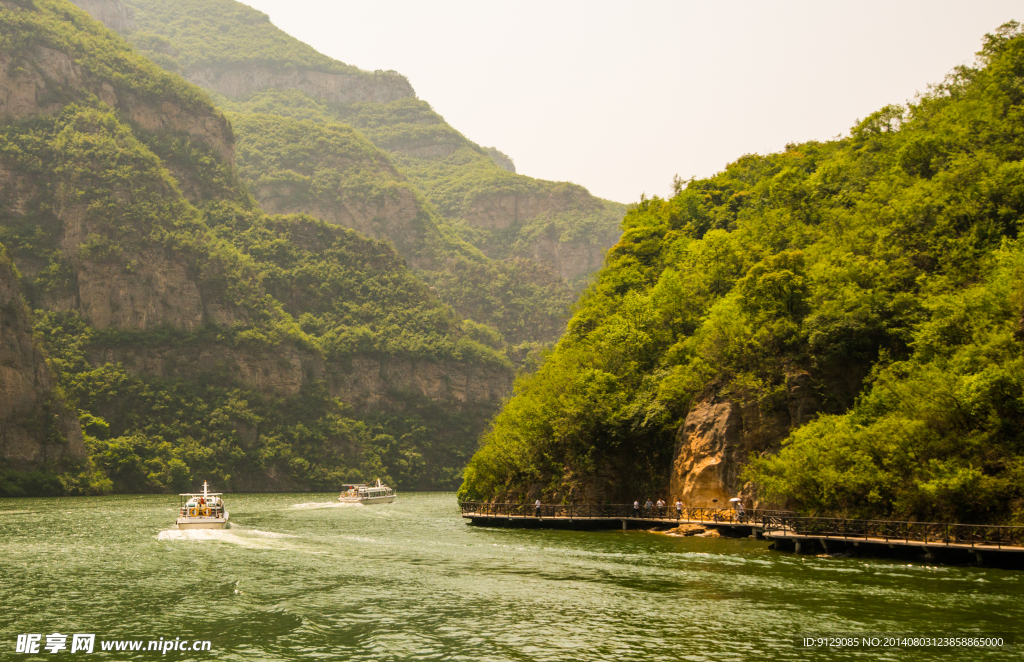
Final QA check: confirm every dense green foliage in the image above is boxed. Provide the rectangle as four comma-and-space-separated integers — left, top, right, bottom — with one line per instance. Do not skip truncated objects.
461, 23, 1024, 525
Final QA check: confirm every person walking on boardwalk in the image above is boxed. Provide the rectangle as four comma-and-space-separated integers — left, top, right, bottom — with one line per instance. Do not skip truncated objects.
730, 498, 745, 523
675, 500, 683, 519
535, 499, 541, 518
633, 500, 640, 517
644, 499, 653, 517
656, 498, 666, 517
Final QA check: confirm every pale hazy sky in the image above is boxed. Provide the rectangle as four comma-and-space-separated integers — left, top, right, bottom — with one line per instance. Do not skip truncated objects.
240, 0, 1019, 204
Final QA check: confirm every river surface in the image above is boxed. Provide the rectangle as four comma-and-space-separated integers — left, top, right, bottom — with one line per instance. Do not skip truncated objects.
0, 492, 1020, 661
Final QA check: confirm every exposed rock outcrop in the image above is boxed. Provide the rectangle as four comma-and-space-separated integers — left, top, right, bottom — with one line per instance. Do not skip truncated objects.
87, 344, 513, 410
69, 0, 416, 106
0, 44, 233, 164
529, 234, 609, 283
253, 186, 427, 266
483, 147, 516, 173
669, 373, 821, 508
69, 0, 135, 32
464, 188, 621, 282
186, 65, 414, 105
464, 189, 592, 232
0, 249, 86, 468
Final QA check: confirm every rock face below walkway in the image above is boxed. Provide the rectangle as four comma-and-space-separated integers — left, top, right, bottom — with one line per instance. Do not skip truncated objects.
669, 373, 821, 508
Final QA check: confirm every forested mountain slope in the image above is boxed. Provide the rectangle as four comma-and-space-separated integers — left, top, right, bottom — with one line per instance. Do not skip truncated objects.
71, 0, 622, 341
0, 0, 511, 495
461, 22, 1024, 526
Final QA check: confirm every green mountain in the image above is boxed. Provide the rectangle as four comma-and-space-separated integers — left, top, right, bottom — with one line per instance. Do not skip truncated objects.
0, 0, 512, 495
461, 22, 1024, 526
62, 0, 625, 350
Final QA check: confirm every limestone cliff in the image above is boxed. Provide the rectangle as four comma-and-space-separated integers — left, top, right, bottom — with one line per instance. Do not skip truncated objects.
88, 344, 512, 410
68, 0, 134, 32
0, 38, 233, 166
0, 247, 86, 469
464, 188, 624, 283
668, 373, 821, 508
68, 0, 416, 105
186, 65, 414, 105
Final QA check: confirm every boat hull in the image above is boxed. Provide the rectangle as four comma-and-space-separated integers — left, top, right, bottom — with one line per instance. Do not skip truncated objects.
338, 495, 396, 505
176, 512, 230, 529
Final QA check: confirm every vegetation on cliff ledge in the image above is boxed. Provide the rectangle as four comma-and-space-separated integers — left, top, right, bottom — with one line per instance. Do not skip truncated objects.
460, 22, 1024, 526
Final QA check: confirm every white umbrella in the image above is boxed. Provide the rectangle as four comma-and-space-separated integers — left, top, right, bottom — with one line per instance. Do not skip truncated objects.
729, 498, 741, 502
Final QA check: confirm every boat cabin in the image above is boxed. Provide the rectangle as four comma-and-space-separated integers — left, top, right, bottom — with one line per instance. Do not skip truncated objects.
179, 483, 225, 519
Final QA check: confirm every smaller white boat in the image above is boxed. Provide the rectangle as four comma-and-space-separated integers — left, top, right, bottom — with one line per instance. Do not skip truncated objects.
176, 481, 229, 529
338, 479, 397, 504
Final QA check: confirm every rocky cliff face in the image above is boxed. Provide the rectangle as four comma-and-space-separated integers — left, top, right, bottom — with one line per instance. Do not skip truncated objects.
528, 234, 608, 284
0, 249, 86, 469
186, 65, 414, 105
669, 373, 821, 508
0, 40, 234, 165
70, 0, 135, 32
88, 344, 512, 410
463, 190, 592, 232
252, 179, 427, 267
464, 189, 622, 283
69, 0, 415, 106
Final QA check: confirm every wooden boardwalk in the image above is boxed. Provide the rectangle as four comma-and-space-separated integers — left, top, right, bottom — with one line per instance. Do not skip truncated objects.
460, 502, 781, 532
460, 503, 1024, 565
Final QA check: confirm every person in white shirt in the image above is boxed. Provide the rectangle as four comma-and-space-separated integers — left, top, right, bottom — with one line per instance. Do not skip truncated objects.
535, 499, 541, 518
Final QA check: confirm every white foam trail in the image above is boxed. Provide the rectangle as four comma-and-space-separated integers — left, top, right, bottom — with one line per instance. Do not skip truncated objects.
156, 527, 295, 548
230, 527, 295, 538
289, 501, 363, 509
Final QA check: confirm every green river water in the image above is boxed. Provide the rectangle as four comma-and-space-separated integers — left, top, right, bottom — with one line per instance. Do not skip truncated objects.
0, 492, 1021, 661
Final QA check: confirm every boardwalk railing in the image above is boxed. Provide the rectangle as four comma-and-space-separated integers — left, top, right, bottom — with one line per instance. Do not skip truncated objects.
762, 515, 1024, 549
459, 502, 790, 525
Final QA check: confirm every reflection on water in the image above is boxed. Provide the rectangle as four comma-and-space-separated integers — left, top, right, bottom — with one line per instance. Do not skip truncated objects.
0, 492, 1020, 661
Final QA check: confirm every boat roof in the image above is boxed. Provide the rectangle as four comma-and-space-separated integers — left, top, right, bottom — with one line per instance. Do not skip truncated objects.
180, 492, 223, 496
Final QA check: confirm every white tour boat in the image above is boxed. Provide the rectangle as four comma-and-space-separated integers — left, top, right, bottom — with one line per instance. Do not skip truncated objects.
338, 479, 397, 504
176, 481, 229, 529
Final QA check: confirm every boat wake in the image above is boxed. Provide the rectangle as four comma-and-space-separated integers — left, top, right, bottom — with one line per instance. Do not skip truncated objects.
156, 526, 295, 548
289, 501, 363, 510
